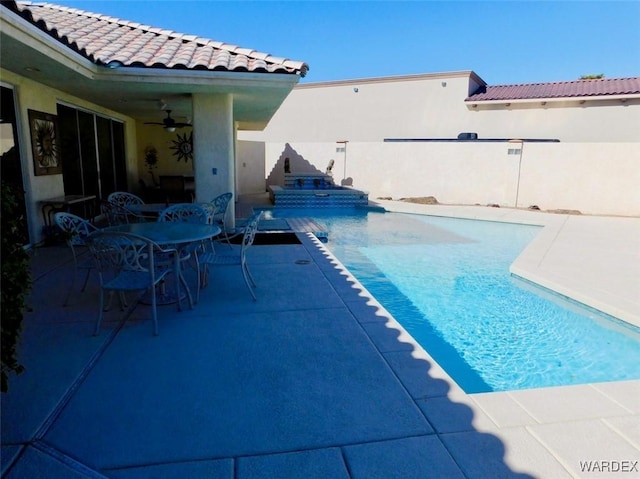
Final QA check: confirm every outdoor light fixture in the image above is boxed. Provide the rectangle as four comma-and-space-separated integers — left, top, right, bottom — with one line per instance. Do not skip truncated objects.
353, 87, 359, 93
165, 126, 176, 132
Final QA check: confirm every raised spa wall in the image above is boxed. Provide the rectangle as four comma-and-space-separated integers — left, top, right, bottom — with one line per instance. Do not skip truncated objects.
268, 173, 369, 208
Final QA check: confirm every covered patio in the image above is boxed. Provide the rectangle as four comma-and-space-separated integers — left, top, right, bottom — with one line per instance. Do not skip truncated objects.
1, 0, 308, 245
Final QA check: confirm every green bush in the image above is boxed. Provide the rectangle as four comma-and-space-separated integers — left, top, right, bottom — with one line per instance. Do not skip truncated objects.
1, 182, 31, 392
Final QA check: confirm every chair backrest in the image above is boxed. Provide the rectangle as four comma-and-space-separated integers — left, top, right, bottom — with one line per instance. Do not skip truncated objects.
199, 203, 216, 224
158, 203, 209, 224
100, 200, 131, 226
210, 192, 233, 220
107, 192, 144, 208
54, 212, 98, 246
240, 211, 262, 255
87, 231, 169, 276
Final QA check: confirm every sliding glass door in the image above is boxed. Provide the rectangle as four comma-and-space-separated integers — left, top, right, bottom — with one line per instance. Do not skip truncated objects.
57, 104, 127, 204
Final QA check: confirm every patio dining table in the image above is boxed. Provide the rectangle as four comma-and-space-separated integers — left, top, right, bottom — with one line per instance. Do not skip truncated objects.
126, 202, 169, 217
103, 222, 221, 246
103, 222, 221, 304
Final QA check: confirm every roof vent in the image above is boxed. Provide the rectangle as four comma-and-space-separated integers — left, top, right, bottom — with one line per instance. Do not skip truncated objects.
457, 132, 478, 140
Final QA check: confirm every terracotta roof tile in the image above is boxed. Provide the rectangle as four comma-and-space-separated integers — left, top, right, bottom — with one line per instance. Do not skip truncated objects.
7, 1, 308, 76
467, 77, 640, 101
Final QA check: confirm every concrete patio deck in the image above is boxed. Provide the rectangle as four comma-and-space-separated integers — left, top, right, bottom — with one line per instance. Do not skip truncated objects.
1, 200, 639, 478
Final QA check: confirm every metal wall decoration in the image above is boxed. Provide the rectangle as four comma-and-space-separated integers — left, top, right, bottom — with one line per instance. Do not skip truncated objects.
28, 109, 62, 175
170, 131, 193, 162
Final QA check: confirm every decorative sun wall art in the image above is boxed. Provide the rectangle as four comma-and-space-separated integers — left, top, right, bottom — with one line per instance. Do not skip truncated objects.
28, 109, 62, 175
170, 131, 193, 162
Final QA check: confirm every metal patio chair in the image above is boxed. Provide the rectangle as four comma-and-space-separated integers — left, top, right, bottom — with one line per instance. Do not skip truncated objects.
158, 202, 211, 303
200, 211, 262, 300
53, 212, 99, 306
107, 191, 144, 208
100, 200, 153, 226
86, 231, 184, 336
208, 192, 233, 246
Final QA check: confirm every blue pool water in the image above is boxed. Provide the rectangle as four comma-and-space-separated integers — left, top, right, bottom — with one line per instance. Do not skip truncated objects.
268, 208, 640, 393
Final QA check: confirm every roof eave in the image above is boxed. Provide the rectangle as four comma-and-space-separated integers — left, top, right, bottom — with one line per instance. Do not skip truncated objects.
1, 6, 97, 78
465, 94, 640, 106
98, 66, 301, 89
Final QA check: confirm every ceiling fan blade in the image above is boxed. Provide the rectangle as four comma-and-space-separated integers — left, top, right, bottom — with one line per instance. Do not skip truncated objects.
143, 110, 191, 128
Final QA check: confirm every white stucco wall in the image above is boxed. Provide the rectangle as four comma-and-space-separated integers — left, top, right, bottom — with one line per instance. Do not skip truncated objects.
236, 71, 639, 216
236, 140, 265, 195
240, 72, 640, 144
257, 140, 640, 217
241, 73, 476, 143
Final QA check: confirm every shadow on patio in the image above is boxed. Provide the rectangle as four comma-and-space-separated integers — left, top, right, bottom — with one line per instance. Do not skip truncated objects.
1, 230, 535, 478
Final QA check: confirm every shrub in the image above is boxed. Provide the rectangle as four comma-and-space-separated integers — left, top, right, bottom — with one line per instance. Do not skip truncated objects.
1, 182, 31, 392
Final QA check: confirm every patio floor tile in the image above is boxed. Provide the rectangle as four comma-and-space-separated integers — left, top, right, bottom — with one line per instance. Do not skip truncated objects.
441, 428, 560, 479
4, 445, 100, 479
343, 435, 465, 479
107, 458, 233, 478
416, 395, 496, 433
470, 391, 538, 428
508, 384, 632, 423
592, 380, 640, 414
237, 448, 348, 479
382, 350, 455, 399
43, 308, 431, 469
527, 419, 640, 477
0, 321, 115, 444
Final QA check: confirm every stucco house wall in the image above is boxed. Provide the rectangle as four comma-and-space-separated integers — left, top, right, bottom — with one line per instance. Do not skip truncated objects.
1, 68, 138, 242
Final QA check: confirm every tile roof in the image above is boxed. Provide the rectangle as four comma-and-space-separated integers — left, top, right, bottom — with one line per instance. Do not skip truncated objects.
6, 1, 308, 76
466, 77, 640, 102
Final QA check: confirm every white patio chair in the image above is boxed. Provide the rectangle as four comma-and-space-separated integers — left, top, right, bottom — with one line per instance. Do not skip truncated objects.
200, 211, 262, 300
158, 203, 210, 303
86, 231, 185, 336
100, 200, 153, 226
53, 212, 99, 306
107, 191, 144, 208
208, 192, 233, 246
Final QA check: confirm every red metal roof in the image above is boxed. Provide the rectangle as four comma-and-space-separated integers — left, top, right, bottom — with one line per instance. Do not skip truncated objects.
466, 77, 640, 102
6, 1, 308, 76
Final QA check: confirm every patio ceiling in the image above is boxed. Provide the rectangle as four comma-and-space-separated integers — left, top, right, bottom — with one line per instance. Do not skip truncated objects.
0, 2, 307, 130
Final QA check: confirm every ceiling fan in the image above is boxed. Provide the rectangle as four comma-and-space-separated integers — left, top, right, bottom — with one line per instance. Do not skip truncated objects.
144, 110, 190, 132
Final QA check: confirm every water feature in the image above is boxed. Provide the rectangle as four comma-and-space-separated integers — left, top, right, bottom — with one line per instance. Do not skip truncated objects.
268, 173, 369, 208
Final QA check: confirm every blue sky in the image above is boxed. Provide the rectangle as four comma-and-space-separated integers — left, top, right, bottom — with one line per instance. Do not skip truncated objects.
59, 1, 640, 85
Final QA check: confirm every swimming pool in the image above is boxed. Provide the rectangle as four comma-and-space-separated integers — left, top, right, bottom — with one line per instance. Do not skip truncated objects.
268, 208, 640, 393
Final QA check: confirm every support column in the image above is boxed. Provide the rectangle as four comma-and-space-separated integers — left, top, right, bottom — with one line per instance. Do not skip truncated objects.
192, 93, 235, 227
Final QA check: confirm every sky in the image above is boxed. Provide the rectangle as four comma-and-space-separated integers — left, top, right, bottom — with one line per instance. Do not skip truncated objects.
57, 1, 640, 86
